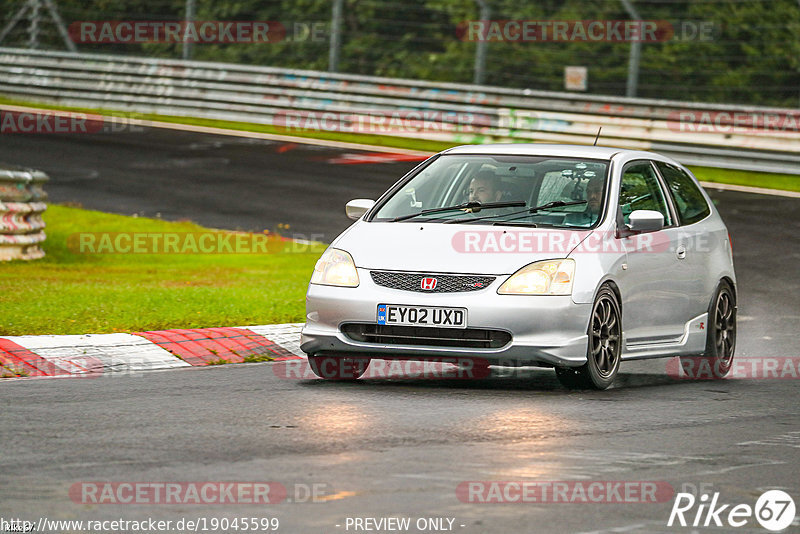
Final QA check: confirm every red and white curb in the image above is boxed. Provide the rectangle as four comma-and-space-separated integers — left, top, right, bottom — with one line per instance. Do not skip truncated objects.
0, 323, 304, 379
326, 152, 429, 165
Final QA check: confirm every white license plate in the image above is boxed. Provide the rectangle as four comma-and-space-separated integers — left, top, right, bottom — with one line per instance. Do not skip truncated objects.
376, 304, 467, 328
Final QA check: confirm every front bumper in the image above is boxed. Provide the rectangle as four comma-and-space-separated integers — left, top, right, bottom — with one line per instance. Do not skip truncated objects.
301, 269, 592, 367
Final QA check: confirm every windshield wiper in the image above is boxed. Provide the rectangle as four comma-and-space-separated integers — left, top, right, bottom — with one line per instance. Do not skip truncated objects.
492, 221, 538, 227
528, 200, 587, 212
443, 200, 587, 224
390, 200, 526, 222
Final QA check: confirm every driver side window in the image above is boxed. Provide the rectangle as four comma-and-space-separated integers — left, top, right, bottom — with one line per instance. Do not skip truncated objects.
619, 162, 672, 226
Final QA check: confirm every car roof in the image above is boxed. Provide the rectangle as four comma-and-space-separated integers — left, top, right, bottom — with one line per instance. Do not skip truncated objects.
440, 143, 652, 160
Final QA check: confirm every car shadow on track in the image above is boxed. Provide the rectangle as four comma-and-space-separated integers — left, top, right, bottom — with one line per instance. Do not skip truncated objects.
295, 367, 692, 393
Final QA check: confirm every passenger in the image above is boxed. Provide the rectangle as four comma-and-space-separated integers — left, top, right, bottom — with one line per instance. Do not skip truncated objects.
565, 177, 604, 226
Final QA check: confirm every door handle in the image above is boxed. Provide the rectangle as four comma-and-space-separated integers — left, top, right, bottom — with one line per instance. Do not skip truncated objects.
676, 245, 687, 259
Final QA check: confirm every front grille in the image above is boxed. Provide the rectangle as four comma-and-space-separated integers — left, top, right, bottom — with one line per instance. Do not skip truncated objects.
370, 271, 495, 293
341, 324, 511, 349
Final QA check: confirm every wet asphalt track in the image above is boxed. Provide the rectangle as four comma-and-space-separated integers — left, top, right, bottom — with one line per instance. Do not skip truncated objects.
0, 126, 798, 533
0, 127, 409, 240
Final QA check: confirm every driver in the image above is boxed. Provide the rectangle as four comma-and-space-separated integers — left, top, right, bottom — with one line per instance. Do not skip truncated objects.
468, 170, 503, 204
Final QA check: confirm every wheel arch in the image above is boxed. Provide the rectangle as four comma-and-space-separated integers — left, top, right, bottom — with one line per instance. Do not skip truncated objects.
603, 279, 622, 306
719, 276, 736, 301
585, 278, 622, 334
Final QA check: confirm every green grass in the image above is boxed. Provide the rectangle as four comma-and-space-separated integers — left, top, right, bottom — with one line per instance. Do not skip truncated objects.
242, 353, 279, 363
0, 205, 325, 335
688, 166, 800, 193
2, 95, 797, 192
1, 364, 29, 378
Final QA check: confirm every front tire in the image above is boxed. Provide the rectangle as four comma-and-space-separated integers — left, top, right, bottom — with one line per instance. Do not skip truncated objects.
307, 355, 370, 380
556, 285, 621, 390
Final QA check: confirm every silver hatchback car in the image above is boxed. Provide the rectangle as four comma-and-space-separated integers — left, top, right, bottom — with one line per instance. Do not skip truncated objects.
301, 144, 736, 389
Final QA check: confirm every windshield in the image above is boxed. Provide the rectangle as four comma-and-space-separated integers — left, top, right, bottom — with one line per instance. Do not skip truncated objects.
371, 154, 609, 228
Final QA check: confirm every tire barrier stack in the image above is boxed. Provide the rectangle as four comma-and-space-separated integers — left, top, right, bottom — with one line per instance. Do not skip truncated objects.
0, 165, 48, 261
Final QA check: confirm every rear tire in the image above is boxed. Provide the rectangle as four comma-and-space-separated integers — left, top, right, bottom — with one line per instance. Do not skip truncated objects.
679, 281, 736, 379
556, 285, 621, 390
307, 355, 370, 380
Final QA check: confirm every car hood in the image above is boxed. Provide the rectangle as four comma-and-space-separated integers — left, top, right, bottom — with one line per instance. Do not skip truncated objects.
333, 221, 595, 275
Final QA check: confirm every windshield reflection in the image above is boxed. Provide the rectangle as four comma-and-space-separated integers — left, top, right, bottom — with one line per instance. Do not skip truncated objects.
372, 155, 609, 229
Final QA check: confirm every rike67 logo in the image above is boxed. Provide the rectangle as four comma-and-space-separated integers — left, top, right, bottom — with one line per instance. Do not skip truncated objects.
668, 489, 795, 532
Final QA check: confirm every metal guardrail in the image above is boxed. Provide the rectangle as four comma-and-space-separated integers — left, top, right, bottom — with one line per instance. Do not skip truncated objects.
1, 47, 799, 174
0, 164, 48, 261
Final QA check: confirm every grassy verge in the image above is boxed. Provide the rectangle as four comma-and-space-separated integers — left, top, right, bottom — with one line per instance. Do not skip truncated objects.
2, 96, 798, 192
0, 205, 325, 335
688, 166, 800, 193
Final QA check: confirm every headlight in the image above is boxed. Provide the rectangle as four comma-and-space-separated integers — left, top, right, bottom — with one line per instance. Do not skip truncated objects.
498, 259, 575, 295
310, 248, 359, 287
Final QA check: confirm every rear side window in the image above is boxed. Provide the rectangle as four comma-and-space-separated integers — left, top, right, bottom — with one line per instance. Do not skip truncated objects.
655, 162, 711, 225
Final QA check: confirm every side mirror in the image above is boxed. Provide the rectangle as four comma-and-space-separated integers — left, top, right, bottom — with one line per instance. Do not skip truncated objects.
345, 199, 376, 220
626, 210, 664, 233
